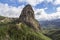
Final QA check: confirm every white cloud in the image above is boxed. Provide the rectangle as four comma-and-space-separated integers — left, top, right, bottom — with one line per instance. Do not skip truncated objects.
35, 7, 60, 21
0, 3, 24, 18
19, 0, 44, 6
56, 7, 60, 12
0, 2, 60, 21
54, 0, 60, 5
26, 0, 44, 6
46, 0, 53, 3
18, 0, 54, 6
35, 8, 50, 21
18, 0, 25, 2
19, 0, 60, 6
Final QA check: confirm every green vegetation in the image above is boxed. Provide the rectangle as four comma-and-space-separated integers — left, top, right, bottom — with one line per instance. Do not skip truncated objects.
42, 27, 60, 40
46, 29, 60, 40
0, 21, 52, 40
0, 16, 5, 20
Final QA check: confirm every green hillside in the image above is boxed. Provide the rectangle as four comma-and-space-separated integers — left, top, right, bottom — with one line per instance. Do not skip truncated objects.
0, 16, 5, 20
0, 21, 52, 40
46, 30, 60, 40
0, 4, 52, 40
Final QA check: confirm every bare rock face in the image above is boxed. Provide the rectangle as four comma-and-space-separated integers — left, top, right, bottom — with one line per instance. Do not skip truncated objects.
19, 4, 41, 31
19, 4, 34, 19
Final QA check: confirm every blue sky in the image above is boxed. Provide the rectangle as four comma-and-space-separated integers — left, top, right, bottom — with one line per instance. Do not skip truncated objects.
0, 0, 60, 21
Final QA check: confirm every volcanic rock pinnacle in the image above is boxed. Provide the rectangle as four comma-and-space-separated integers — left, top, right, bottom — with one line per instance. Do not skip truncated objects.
19, 4, 41, 31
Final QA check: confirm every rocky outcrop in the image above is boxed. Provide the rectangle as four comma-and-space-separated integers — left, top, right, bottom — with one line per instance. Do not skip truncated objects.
19, 4, 41, 31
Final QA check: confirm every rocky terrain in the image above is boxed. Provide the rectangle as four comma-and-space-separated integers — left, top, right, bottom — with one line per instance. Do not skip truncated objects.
19, 4, 41, 31
0, 4, 52, 40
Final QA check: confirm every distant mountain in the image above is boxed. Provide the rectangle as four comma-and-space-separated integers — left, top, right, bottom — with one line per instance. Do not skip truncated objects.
40, 19, 60, 40
0, 4, 52, 40
40, 19, 60, 29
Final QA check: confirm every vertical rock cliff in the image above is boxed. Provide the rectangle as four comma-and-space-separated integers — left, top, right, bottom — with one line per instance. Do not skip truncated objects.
0, 4, 52, 40
19, 4, 41, 31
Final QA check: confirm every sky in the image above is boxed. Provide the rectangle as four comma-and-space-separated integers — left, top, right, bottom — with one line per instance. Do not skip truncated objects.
0, 0, 60, 21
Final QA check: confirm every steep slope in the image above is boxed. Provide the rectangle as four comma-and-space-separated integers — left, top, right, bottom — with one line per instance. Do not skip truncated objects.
0, 16, 5, 20
0, 4, 52, 40
19, 4, 41, 31
0, 22, 52, 40
46, 30, 60, 40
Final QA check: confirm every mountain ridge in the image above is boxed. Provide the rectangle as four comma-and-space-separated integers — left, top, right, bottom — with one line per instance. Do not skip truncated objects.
0, 4, 52, 40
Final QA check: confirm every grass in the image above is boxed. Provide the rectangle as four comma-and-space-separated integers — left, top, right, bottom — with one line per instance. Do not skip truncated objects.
44, 29, 60, 40
0, 20, 52, 40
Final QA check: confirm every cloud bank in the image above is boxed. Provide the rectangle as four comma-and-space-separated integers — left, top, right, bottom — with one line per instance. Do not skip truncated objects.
18, 0, 44, 6
0, 0, 60, 21
54, 0, 60, 5
35, 7, 60, 21
18, 0, 60, 6
0, 3, 24, 18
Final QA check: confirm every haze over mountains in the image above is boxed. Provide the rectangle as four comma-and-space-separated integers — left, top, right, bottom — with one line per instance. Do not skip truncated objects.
39, 18, 60, 29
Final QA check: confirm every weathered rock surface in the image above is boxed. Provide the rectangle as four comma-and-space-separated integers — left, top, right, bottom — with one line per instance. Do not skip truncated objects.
19, 4, 41, 31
